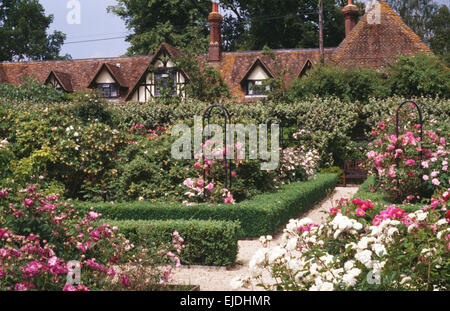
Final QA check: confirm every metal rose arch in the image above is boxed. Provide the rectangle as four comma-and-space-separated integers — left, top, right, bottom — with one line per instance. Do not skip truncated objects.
202, 104, 233, 191
395, 100, 424, 161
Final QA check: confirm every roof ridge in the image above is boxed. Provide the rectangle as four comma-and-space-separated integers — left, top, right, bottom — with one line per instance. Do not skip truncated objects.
0, 55, 154, 65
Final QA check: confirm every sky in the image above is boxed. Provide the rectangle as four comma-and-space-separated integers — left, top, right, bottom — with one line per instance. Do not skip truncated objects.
40, 0, 449, 60
40, 0, 131, 59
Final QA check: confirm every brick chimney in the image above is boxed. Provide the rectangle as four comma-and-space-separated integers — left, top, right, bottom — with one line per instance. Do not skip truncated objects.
342, 0, 359, 37
208, 1, 222, 62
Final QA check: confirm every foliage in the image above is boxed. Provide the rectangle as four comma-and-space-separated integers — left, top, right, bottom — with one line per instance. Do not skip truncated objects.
177, 53, 231, 102
105, 219, 241, 266
108, 0, 360, 54
386, 0, 449, 63
320, 166, 343, 184
105, 125, 190, 202
0, 78, 68, 103
387, 53, 450, 99
0, 0, 67, 61
288, 65, 389, 103
107, 0, 211, 55
428, 5, 450, 65
0, 186, 185, 291
0, 95, 126, 200
220, 0, 354, 51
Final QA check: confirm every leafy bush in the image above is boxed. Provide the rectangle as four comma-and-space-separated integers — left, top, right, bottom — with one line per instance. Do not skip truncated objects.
0, 78, 67, 103
73, 174, 338, 238
366, 112, 448, 203
288, 65, 389, 103
387, 53, 450, 98
105, 219, 241, 266
320, 166, 343, 184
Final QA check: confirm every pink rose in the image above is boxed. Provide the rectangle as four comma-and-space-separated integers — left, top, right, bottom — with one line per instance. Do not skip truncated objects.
432, 178, 440, 186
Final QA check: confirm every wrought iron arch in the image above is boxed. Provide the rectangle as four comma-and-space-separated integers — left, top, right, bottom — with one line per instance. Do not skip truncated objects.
395, 100, 424, 160
202, 105, 233, 190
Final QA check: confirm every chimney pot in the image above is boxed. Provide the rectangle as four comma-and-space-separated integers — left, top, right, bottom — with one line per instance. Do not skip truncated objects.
212, 1, 219, 13
342, 1, 359, 37
208, 1, 222, 62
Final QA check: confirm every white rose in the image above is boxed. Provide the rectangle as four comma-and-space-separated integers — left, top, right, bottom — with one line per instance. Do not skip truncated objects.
286, 238, 298, 251
344, 260, 355, 271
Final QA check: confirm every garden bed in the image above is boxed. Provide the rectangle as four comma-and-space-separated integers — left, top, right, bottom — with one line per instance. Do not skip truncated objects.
75, 174, 337, 238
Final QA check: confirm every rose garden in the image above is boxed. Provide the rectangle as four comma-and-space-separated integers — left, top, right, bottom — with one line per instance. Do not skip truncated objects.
0, 58, 449, 291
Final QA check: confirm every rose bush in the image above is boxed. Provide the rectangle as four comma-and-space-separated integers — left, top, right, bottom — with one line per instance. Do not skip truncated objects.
0, 186, 184, 291
233, 193, 449, 291
365, 112, 448, 203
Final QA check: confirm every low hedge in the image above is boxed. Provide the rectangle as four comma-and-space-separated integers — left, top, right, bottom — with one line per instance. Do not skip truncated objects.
76, 174, 337, 238
105, 219, 241, 266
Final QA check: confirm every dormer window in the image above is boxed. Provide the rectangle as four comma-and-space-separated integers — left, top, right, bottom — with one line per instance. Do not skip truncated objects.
45, 71, 73, 93
241, 59, 274, 98
96, 83, 118, 98
128, 44, 188, 103
89, 63, 126, 100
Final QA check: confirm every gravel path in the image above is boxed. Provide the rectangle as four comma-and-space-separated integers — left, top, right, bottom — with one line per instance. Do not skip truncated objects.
171, 186, 359, 291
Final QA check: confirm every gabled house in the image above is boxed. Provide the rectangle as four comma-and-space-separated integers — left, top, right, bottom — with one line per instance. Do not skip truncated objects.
0, 0, 431, 103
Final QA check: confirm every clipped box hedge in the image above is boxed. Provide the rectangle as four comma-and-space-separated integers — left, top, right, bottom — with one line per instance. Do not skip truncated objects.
105, 219, 240, 266
76, 174, 337, 238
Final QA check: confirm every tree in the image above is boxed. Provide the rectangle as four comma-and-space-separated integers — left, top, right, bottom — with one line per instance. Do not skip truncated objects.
0, 0, 66, 62
385, 0, 449, 64
107, 0, 211, 55
429, 5, 450, 65
220, 0, 358, 51
109, 0, 363, 54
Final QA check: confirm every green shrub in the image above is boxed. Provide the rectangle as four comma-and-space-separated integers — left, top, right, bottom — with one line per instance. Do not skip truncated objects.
105, 219, 241, 266
387, 53, 450, 98
64, 91, 113, 125
74, 174, 337, 237
320, 166, 343, 184
0, 78, 68, 103
288, 65, 388, 103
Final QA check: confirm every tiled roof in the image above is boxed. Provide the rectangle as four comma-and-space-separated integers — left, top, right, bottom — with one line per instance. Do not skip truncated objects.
0, 55, 153, 99
0, 2, 433, 102
213, 48, 336, 101
47, 71, 74, 92
331, 0, 431, 69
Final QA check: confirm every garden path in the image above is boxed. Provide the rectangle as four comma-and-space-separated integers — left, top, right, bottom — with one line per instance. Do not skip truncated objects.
171, 186, 359, 291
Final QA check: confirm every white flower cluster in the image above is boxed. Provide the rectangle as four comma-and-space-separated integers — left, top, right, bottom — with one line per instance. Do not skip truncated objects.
0, 138, 8, 149
233, 203, 450, 291
328, 213, 363, 239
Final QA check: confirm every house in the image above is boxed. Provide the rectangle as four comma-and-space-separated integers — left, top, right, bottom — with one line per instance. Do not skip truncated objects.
0, 0, 430, 103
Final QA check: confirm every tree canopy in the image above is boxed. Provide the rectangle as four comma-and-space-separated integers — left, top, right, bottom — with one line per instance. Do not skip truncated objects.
0, 0, 66, 62
107, 0, 211, 55
386, 0, 449, 64
109, 0, 356, 54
